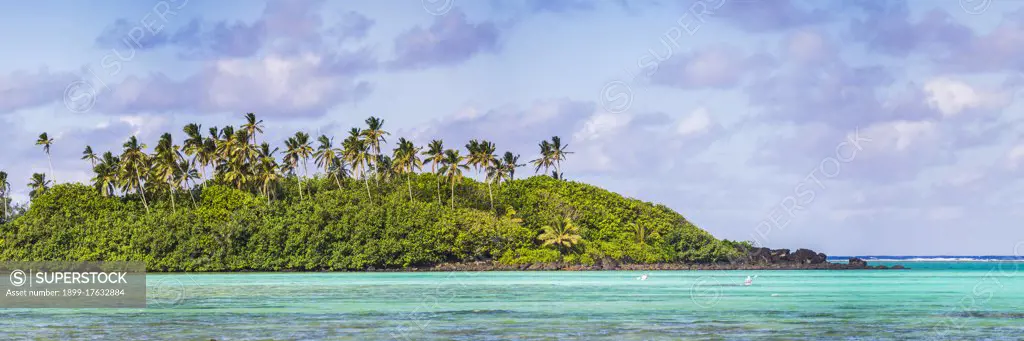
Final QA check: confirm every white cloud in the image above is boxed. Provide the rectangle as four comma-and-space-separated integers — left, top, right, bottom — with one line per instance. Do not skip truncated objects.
575, 113, 630, 142
786, 29, 830, 63
1007, 144, 1024, 169
677, 107, 712, 136
858, 120, 936, 153
208, 54, 345, 111
923, 77, 1010, 117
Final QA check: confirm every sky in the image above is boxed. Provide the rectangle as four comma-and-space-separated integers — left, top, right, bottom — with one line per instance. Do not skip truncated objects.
1, 0, 1023, 256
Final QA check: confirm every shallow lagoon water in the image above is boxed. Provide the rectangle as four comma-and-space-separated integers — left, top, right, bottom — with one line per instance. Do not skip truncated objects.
2, 262, 1023, 340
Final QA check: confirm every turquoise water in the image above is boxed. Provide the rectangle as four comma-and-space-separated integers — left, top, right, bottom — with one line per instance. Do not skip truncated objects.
2, 262, 1023, 340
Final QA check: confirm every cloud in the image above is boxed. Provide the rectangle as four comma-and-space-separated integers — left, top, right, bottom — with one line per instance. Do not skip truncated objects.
719, 0, 831, 32
748, 74, 1020, 184
95, 51, 376, 117
571, 107, 722, 176
402, 99, 593, 157
330, 11, 375, 43
648, 45, 774, 89
941, 9, 1024, 73
525, 0, 595, 14
923, 77, 1014, 117
75, 1, 385, 117
0, 68, 79, 114
848, 3, 1024, 73
0, 115, 175, 202
170, 18, 266, 58
1008, 144, 1024, 169
676, 107, 712, 136
389, 8, 500, 70
94, 18, 174, 50
401, 99, 723, 180
784, 29, 836, 64
849, 2, 972, 58
94, 0, 374, 59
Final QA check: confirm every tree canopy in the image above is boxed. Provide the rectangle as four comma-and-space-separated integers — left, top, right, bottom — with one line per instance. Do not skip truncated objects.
0, 114, 742, 271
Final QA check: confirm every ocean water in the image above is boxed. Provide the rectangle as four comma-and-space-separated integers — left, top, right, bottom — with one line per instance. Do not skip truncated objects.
2, 262, 1024, 340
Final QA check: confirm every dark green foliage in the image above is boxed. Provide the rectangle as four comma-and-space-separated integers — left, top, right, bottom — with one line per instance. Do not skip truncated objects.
0, 176, 742, 271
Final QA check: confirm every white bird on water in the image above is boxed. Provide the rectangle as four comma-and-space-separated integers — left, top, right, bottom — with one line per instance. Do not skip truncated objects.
637, 274, 649, 281
744, 275, 759, 286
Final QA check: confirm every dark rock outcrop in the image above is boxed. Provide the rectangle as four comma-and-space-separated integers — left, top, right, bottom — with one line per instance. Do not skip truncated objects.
791, 248, 819, 264
848, 257, 867, 268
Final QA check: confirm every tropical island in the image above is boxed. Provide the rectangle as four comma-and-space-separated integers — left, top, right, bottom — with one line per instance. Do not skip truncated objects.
0, 114, 894, 271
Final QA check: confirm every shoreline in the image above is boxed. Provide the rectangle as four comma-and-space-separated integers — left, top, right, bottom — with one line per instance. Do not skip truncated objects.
141, 258, 908, 273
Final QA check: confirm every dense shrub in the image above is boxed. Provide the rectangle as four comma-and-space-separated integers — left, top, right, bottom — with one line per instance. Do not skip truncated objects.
0, 176, 742, 271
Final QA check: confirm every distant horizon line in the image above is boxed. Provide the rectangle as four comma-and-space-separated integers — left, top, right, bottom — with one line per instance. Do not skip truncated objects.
828, 255, 1023, 260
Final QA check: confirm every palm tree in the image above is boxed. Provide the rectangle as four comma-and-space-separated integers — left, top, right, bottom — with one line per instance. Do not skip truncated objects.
362, 116, 389, 182
501, 152, 524, 180
327, 156, 350, 185
487, 154, 515, 189
549, 136, 572, 180
284, 132, 313, 200
153, 133, 181, 211
531, 140, 555, 176
36, 133, 55, 182
81, 146, 99, 168
422, 139, 445, 204
119, 136, 151, 213
173, 159, 199, 208
242, 113, 264, 147
343, 128, 372, 200
216, 130, 251, 190
0, 171, 9, 219
198, 136, 217, 186
465, 139, 481, 173
314, 135, 344, 188
28, 173, 51, 200
374, 154, 396, 183
182, 123, 206, 184
392, 138, 422, 200
257, 144, 281, 203
92, 152, 120, 197
538, 216, 583, 254
439, 149, 468, 209
631, 222, 660, 246
466, 140, 498, 210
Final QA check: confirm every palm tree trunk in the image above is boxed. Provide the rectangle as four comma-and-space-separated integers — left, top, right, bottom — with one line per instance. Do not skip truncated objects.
555, 162, 561, 180
362, 164, 372, 200
185, 178, 197, 207
372, 150, 380, 186
302, 160, 309, 198
200, 164, 207, 189
170, 186, 176, 212
407, 174, 414, 201
450, 177, 456, 209
137, 177, 150, 213
175, 162, 197, 208
334, 173, 342, 189
487, 180, 494, 211
434, 166, 441, 204
46, 154, 55, 183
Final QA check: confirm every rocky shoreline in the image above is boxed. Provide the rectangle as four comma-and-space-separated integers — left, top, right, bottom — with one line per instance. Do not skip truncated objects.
385, 248, 909, 272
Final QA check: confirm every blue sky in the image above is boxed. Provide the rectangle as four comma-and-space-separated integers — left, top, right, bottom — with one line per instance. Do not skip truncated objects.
2, 0, 1023, 255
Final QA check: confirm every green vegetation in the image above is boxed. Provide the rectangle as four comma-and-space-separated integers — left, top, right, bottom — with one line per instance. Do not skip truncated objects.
0, 114, 742, 271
